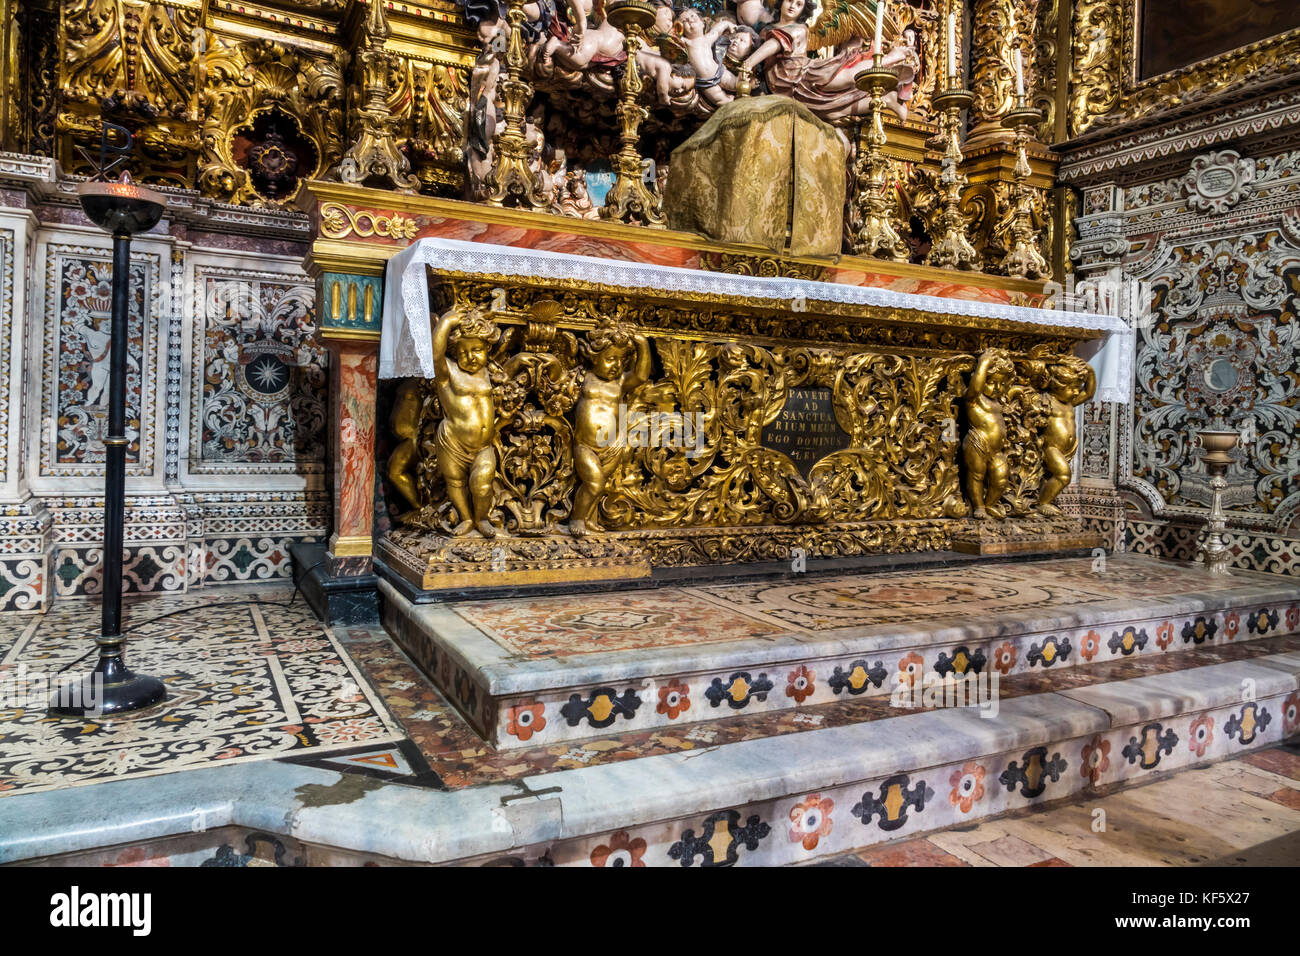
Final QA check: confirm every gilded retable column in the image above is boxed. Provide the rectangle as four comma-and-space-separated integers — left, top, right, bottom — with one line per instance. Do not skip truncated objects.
966, 0, 1039, 148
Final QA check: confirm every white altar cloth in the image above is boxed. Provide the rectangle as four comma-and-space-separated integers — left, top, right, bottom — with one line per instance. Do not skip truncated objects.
381, 237, 1132, 402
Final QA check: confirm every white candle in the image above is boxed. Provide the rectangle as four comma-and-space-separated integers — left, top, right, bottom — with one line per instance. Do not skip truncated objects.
873, 0, 885, 57
1014, 46, 1025, 97
946, 11, 956, 80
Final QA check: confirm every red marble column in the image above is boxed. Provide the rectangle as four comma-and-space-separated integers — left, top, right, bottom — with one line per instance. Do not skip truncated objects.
327, 342, 379, 575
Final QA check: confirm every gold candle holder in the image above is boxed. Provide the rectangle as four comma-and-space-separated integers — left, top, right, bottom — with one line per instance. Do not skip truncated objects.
599, 0, 665, 227
851, 59, 908, 260
485, 0, 551, 210
998, 99, 1048, 279
1196, 428, 1240, 575
925, 86, 978, 271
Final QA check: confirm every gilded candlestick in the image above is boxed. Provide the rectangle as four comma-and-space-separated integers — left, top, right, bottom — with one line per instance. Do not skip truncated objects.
998, 99, 1048, 279
600, 0, 665, 227
485, 0, 551, 210
852, 59, 908, 261
926, 86, 978, 271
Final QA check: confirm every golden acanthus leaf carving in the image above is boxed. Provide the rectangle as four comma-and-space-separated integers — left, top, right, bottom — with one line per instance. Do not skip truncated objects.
1067, 0, 1123, 138
969, 0, 1039, 142
394, 285, 1092, 558
389, 56, 470, 195
60, 1, 200, 120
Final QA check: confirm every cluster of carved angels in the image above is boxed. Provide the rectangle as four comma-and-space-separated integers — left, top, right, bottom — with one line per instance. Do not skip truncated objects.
465, 0, 926, 207
466, 0, 922, 122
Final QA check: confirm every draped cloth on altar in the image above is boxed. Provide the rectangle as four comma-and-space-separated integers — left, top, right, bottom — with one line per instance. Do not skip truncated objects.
663, 96, 847, 257
379, 237, 1133, 402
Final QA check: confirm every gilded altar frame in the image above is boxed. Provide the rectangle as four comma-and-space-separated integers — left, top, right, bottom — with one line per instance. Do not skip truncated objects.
379, 263, 1105, 589
1070, 0, 1300, 138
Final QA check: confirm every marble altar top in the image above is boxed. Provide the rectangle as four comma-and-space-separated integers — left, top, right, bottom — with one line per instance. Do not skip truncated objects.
380, 237, 1132, 401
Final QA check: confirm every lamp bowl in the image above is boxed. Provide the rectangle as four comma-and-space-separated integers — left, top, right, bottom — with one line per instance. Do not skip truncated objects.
1197, 428, 1240, 471
77, 179, 167, 236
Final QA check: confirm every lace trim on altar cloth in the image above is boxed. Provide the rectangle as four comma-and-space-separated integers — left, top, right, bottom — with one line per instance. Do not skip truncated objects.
380, 237, 1133, 402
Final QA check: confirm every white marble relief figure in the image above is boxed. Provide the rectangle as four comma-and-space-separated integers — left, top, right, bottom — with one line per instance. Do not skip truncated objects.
77, 313, 114, 407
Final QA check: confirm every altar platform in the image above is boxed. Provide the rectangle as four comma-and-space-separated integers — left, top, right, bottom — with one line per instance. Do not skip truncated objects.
380, 553, 1300, 749
3, 554, 1298, 866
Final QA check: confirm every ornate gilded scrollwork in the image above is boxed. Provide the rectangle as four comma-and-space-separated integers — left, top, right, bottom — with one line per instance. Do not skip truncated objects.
338, 0, 418, 191
5, 0, 59, 156
57, 0, 203, 185
385, 279, 1097, 578
197, 35, 344, 206
1031, 0, 1059, 141
318, 202, 419, 241
811, 353, 972, 520
699, 253, 828, 282
968, 0, 1039, 145
1063, 0, 1295, 138
1067, 0, 1123, 138
390, 56, 469, 196
1105, 4, 1300, 132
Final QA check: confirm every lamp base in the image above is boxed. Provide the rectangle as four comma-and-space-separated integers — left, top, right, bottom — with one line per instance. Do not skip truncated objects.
48, 649, 167, 718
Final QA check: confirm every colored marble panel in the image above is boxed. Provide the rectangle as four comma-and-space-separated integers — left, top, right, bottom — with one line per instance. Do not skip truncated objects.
194, 269, 326, 468
331, 346, 378, 545
40, 244, 160, 477
454, 589, 780, 657
319, 272, 383, 334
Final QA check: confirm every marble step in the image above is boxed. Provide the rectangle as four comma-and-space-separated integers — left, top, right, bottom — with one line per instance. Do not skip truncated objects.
315, 648, 1300, 865
6, 646, 1297, 866
379, 555, 1300, 749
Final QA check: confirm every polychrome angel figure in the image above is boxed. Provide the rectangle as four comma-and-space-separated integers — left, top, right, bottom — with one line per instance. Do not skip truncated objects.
740, 0, 919, 122
539, 0, 694, 105
677, 7, 738, 107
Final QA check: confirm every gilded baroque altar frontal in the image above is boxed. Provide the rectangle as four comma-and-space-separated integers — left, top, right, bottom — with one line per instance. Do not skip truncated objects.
379, 240, 1129, 590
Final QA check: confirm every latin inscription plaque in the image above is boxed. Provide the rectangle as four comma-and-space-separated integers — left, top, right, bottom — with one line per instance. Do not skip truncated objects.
761, 386, 851, 479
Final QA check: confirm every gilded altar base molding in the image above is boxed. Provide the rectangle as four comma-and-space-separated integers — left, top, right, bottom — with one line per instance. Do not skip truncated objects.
950, 517, 1104, 555
381, 267, 1102, 588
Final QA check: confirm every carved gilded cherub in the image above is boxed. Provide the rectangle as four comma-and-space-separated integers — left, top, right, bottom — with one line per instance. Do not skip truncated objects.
387, 379, 422, 516
1028, 349, 1096, 517
431, 306, 500, 537
571, 315, 652, 536
963, 348, 1031, 520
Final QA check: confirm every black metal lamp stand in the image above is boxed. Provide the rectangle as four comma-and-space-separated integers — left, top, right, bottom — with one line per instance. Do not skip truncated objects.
49, 173, 168, 718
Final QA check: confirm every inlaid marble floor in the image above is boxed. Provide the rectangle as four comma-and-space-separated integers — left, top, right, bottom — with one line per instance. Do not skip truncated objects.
4, 568, 1298, 797
0, 586, 404, 795
812, 742, 1300, 867
454, 554, 1269, 657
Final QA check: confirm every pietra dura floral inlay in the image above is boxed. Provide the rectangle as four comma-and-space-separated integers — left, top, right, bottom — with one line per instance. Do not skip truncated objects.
42, 246, 159, 476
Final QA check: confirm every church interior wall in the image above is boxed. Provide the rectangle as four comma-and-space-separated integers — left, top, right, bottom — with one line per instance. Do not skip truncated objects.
1060, 6, 1300, 576
0, 157, 328, 612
